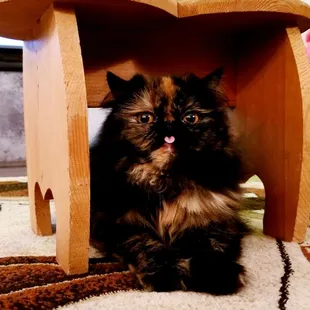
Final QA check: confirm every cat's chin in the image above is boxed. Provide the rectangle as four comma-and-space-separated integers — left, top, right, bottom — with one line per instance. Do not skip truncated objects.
160, 143, 175, 153
150, 143, 177, 171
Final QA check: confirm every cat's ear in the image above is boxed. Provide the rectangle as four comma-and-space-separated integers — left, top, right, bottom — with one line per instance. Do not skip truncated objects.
201, 67, 227, 107
102, 72, 147, 108
183, 67, 224, 91
101, 72, 129, 108
202, 67, 224, 88
107, 71, 128, 98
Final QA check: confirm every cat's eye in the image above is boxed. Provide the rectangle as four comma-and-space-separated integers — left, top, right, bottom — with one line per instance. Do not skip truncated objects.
183, 112, 199, 124
138, 112, 154, 124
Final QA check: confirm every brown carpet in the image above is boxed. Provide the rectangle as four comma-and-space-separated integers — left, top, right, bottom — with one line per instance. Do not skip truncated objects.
0, 256, 140, 309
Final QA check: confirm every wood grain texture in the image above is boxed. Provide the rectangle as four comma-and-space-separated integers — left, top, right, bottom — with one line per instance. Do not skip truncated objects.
0, 0, 50, 40
286, 27, 310, 242
236, 25, 310, 242
65, 0, 310, 32
178, 0, 310, 19
23, 4, 90, 274
133, 0, 178, 16
1, 0, 310, 39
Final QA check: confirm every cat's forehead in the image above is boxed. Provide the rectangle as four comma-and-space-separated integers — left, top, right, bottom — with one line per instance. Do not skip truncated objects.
127, 75, 191, 114
159, 76, 178, 100
143, 76, 181, 107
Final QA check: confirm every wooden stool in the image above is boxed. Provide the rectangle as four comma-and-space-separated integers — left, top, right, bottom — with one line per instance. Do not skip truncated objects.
1, 0, 310, 275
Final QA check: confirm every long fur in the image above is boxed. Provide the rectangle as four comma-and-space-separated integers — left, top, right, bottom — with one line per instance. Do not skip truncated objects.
90, 69, 249, 294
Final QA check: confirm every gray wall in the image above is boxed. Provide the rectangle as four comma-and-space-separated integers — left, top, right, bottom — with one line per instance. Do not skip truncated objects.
0, 70, 108, 167
0, 71, 25, 165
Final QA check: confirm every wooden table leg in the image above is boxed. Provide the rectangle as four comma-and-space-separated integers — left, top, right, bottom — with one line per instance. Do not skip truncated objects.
236, 26, 310, 242
23, 4, 90, 274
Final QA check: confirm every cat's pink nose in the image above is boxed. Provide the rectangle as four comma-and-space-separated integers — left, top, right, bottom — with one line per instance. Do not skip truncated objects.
164, 136, 175, 144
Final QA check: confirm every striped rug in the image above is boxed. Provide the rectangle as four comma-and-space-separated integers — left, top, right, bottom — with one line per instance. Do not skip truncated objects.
0, 256, 140, 309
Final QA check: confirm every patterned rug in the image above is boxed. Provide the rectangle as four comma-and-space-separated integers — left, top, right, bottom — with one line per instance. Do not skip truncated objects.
0, 256, 140, 309
0, 179, 310, 309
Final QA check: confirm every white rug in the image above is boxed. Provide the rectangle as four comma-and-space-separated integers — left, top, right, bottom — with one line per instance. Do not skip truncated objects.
0, 199, 310, 310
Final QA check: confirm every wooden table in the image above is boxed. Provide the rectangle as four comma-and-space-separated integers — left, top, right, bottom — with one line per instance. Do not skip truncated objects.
1, 0, 310, 275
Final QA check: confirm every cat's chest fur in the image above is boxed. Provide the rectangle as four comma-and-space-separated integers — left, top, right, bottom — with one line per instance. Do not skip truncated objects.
121, 185, 240, 242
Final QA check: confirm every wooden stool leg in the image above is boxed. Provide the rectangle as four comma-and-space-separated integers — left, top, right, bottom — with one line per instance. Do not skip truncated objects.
236, 26, 310, 242
287, 27, 310, 242
23, 50, 52, 236
23, 4, 90, 274
55, 181, 90, 274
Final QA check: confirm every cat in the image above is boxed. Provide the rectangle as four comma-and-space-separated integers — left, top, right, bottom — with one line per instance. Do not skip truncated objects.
89, 68, 249, 295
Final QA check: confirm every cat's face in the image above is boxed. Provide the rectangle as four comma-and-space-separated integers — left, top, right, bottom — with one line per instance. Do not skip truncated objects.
102, 69, 233, 190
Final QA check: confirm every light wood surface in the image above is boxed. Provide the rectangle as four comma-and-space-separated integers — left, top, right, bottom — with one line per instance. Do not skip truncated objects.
1, 0, 310, 39
23, 3, 90, 274
177, 0, 310, 19
0, 0, 50, 40
287, 27, 310, 242
236, 25, 310, 242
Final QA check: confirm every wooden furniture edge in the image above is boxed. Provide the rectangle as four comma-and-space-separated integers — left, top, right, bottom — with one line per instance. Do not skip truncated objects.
1, 0, 310, 39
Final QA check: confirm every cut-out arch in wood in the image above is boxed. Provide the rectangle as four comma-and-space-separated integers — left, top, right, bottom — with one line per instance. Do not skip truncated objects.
33, 183, 53, 236
44, 188, 54, 200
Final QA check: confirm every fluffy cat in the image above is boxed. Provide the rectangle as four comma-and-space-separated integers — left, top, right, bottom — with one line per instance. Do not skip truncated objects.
90, 68, 249, 295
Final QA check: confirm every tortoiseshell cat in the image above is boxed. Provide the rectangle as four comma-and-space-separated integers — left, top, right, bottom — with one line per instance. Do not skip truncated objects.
90, 68, 248, 295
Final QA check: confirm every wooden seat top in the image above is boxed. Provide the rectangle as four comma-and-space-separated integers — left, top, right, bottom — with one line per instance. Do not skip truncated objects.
1, 0, 310, 40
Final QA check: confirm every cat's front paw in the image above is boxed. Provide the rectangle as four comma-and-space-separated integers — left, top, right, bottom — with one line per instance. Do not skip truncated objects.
187, 254, 246, 295
207, 261, 245, 295
136, 266, 183, 292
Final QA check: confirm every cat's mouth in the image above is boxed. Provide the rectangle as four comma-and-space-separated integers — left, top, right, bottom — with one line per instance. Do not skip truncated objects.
161, 136, 175, 152
151, 139, 176, 168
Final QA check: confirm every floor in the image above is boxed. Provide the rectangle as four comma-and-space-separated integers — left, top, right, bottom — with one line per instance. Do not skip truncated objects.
0, 166, 26, 177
